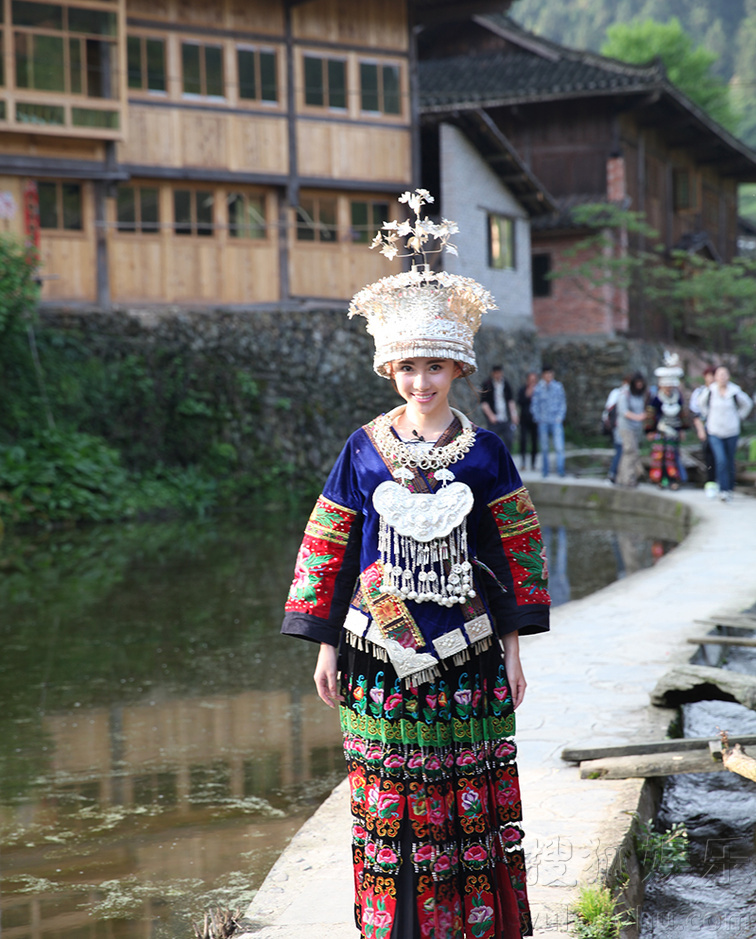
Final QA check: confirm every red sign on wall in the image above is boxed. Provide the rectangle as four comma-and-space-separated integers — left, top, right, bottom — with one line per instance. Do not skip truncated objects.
23, 179, 40, 250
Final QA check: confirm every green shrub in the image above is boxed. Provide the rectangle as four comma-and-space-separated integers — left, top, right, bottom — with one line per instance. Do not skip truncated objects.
0, 430, 130, 523
571, 885, 628, 939
634, 816, 689, 879
0, 237, 39, 336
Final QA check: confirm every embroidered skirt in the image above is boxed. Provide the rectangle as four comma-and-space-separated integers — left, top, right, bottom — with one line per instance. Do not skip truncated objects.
649, 438, 681, 486
339, 637, 531, 939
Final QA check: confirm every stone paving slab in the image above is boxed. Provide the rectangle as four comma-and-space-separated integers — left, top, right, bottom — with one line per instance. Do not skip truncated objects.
246, 479, 756, 937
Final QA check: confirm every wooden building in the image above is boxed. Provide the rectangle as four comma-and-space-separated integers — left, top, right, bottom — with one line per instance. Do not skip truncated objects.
0, 0, 517, 306
418, 15, 756, 339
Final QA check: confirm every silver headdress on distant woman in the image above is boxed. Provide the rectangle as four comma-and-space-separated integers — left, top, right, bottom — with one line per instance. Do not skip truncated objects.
348, 190, 496, 377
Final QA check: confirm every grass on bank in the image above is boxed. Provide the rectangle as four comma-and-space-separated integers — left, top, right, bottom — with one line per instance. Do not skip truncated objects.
571, 884, 630, 939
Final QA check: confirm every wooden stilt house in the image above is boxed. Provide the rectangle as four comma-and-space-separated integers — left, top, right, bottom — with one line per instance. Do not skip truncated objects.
0, 0, 515, 306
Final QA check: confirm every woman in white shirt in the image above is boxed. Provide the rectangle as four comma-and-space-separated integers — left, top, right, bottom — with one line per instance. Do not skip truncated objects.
699, 366, 753, 501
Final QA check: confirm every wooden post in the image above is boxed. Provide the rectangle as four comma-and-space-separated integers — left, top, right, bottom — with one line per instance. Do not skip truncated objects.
95, 180, 110, 309
409, 21, 422, 189
282, 0, 298, 302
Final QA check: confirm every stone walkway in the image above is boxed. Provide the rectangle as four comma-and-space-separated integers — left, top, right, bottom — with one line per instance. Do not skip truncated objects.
243, 478, 756, 937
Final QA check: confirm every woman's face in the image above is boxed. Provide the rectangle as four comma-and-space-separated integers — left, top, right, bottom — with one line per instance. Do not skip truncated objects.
715, 366, 730, 388
391, 357, 460, 415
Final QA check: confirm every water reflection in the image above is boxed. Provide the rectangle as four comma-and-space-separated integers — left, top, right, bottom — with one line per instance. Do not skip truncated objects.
0, 504, 678, 939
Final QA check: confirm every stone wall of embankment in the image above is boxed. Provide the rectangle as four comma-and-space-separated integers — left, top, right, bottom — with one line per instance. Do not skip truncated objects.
39, 305, 672, 477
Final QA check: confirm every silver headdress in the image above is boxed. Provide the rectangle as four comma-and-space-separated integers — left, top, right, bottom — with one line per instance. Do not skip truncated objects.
348, 190, 496, 377
655, 351, 684, 386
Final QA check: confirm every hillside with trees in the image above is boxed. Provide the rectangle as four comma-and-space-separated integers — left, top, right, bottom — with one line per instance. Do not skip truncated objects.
512, 0, 756, 146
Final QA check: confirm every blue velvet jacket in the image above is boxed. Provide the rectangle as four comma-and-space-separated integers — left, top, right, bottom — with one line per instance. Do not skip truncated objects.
282, 414, 550, 681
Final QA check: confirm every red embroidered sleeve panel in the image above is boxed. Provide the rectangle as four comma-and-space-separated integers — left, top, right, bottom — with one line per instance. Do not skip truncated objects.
285, 495, 358, 616
488, 487, 550, 606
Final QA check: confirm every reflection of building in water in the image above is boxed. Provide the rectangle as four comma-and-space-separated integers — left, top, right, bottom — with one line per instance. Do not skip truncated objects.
44, 687, 341, 809
1, 687, 343, 939
542, 525, 570, 607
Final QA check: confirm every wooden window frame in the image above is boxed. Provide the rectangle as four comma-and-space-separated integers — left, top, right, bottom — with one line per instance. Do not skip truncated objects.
488, 212, 516, 271
173, 187, 215, 237
181, 40, 225, 99
295, 196, 338, 243
226, 190, 268, 239
302, 53, 346, 111
36, 179, 84, 232
127, 33, 166, 95
115, 183, 160, 234
358, 59, 401, 116
349, 198, 388, 244
672, 168, 696, 212
236, 45, 278, 105
12, 2, 119, 100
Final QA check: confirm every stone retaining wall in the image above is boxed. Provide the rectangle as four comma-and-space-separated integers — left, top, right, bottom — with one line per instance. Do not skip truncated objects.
39, 304, 672, 478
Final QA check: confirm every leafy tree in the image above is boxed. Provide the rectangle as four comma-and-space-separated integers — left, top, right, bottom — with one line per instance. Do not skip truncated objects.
600, 17, 739, 132
0, 236, 39, 336
552, 203, 756, 358
733, 0, 756, 148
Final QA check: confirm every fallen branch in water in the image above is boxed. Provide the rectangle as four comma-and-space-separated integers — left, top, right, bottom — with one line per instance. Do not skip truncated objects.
719, 731, 756, 783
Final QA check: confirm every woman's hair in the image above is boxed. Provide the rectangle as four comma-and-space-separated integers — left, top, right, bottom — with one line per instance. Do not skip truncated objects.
630, 371, 646, 391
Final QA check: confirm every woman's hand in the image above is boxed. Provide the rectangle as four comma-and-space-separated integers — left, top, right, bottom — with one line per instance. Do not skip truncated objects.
314, 642, 341, 708
502, 631, 527, 709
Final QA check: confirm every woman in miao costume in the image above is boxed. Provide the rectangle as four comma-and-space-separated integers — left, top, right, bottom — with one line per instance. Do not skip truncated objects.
282, 191, 550, 939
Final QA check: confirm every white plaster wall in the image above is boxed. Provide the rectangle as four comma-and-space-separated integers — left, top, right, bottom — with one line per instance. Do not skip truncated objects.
439, 122, 535, 332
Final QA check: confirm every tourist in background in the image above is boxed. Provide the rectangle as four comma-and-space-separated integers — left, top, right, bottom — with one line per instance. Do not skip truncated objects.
517, 370, 539, 471
531, 364, 567, 477
697, 365, 752, 502
689, 365, 717, 495
480, 364, 518, 451
615, 372, 648, 488
603, 375, 630, 483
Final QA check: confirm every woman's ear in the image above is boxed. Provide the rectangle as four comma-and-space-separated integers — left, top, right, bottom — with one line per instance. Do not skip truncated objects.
453, 362, 464, 379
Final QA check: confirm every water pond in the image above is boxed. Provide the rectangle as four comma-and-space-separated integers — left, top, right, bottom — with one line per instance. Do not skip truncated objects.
0, 502, 679, 939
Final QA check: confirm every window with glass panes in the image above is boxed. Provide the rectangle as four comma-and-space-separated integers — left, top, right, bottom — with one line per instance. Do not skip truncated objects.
296, 197, 337, 242
182, 42, 224, 97
359, 62, 400, 115
13, 1, 118, 98
350, 200, 388, 244
116, 185, 159, 233
237, 47, 277, 103
673, 169, 695, 211
127, 35, 165, 92
37, 180, 82, 230
174, 189, 214, 236
488, 213, 515, 270
303, 55, 346, 109
227, 193, 266, 239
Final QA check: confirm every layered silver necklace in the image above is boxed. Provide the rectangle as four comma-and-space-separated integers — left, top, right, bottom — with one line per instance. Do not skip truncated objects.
371, 407, 477, 607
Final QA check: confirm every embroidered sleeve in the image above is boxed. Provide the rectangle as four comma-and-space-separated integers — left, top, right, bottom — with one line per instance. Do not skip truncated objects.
285, 496, 357, 615
488, 487, 549, 606
282, 435, 365, 646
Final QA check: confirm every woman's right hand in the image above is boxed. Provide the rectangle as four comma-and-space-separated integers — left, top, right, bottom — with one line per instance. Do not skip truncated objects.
314, 642, 341, 708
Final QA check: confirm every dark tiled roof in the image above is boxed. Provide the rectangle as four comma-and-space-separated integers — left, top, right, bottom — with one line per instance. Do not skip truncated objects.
420, 47, 662, 112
